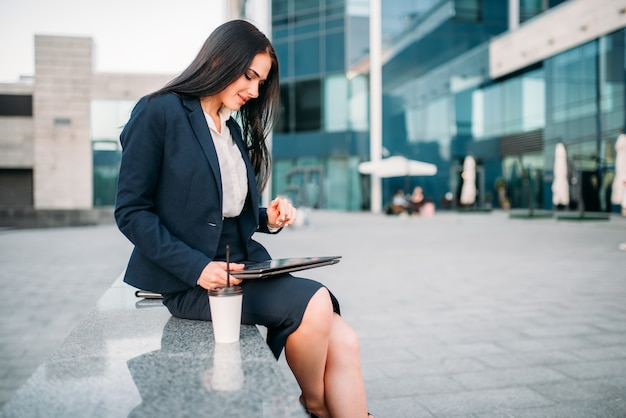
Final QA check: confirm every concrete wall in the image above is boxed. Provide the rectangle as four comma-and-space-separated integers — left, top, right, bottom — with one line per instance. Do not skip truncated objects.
0, 83, 35, 168
0, 118, 33, 168
33, 35, 93, 209
0, 36, 173, 212
0, 35, 176, 225
91, 73, 173, 100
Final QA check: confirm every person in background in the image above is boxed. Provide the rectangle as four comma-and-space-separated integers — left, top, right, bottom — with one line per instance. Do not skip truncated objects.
115, 20, 371, 418
408, 186, 425, 215
408, 186, 436, 217
388, 189, 409, 215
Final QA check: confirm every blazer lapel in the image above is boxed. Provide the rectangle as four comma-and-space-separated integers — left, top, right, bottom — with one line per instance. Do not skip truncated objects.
183, 97, 223, 206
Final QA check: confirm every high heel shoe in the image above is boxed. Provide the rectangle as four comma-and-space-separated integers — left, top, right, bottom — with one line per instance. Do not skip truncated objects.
304, 409, 373, 417
302, 405, 373, 418
299, 395, 373, 417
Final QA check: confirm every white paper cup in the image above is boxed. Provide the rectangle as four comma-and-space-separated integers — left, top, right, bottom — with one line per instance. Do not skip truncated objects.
208, 286, 243, 343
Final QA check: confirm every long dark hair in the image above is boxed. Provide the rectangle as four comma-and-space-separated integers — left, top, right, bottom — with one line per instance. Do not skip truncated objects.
153, 19, 279, 192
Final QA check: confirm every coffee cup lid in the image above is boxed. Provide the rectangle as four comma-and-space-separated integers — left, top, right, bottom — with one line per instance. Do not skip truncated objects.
208, 285, 243, 297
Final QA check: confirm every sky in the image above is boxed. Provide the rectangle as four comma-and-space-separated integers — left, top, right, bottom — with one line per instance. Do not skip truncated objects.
0, 0, 233, 83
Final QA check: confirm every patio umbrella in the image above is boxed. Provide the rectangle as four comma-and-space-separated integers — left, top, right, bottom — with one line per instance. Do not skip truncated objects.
611, 132, 626, 208
358, 155, 437, 177
459, 155, 476, 205
552, 142, 569, 206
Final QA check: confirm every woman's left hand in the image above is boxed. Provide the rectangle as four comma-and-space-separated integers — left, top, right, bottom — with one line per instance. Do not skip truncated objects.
267, 196, 297, 229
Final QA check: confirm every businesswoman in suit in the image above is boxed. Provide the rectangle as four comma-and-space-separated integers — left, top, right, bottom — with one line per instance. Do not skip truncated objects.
115, 20, 371, 418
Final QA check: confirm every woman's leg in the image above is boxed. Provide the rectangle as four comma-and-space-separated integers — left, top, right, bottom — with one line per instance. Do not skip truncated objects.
285, 288, 334, 417
323, 314, 368, 417
285, 288, 369, 418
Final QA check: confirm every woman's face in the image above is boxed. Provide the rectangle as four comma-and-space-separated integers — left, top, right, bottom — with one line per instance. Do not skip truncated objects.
218, 52, 272, 111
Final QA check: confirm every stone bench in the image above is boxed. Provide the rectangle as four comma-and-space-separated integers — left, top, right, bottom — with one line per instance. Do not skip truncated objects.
0, 277, 306, 417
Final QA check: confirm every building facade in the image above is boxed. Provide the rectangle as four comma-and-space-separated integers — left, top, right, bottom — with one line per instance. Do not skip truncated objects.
0, 35, 171, 224
270, 0, 371, 210
2, 0, 625, 219
270, 0, 626, 213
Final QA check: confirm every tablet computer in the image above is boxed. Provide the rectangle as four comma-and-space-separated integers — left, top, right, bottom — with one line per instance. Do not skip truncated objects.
232, 256, 341, 279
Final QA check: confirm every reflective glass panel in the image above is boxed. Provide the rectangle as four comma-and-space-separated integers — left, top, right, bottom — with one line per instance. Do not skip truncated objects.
324, 75, 348, 132
294, 36, 320, 77
325, 31, 345, 72
295, 79, 321, 132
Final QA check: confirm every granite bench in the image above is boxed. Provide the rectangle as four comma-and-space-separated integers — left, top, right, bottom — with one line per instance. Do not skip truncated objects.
0, 276, 306, 418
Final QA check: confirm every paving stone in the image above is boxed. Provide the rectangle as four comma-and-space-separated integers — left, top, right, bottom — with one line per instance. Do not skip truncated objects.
415, 387, 554, 416
451, 366, 568, 390
2, 210, 626, 417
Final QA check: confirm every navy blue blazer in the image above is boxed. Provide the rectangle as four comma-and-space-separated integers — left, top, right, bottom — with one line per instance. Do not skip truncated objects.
115, 93, 274, 294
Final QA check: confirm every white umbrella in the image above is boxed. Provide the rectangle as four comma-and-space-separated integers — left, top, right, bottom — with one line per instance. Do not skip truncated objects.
459, 155, 476, 205
358, 155, 437, 177
552, 142, 569, 206
611, 132, 626, 207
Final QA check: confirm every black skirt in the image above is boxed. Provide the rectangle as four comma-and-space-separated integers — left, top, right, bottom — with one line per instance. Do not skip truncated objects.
162, 218, 340, 359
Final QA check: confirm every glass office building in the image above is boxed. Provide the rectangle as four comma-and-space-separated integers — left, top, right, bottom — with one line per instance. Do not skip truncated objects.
271, 0, 371, 210
270, 0, 626, 213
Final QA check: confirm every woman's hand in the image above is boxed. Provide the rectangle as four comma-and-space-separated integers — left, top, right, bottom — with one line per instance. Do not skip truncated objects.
267, 196, 297, 229
197, 261, 245, 290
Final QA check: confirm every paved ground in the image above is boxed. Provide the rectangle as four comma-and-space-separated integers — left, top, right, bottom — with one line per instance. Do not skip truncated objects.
1, 209, 626, 417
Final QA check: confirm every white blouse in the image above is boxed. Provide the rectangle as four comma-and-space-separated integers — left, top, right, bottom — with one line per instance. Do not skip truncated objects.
204, 106, 248, 218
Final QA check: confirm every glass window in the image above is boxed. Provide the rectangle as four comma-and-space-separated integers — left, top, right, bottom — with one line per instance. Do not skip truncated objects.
325, 1, 345, 17
91, 99, 136, 141
347, 0, 369, 17
325, 31, 345, 72
503, 77, 523, 135
294, 0, 318, 13
326, 157, 357, 210
519, 0, 544, 23
324, 75, 348, 132
0, 94, 32, 116
271, 155, 363, 211
483, 84, 503, 137
326, 16, 345, 30
455, 89, 473, 137
428, 97, 451, 142
406, 107, 420, 142
405, 96, 451, 158
272, 0, 288, 16
53, 118, 72, 126
91, 99, 135, 207
472, 89, 484, 138
294, 36, 320, 77
272, 26, 289, 39
599, 31, 625, 134
454, 0, 481, 22
271, 159, 294, 204
522, 70, 545, 131
275, 83, 292, 134
274, 40, 290, 79
347, 15, 367, 66
547, 41, 598, 124
294, 21, 320, 36
295, 79, 321, 132
471, 68, 545, 140
349, 75, 369, 131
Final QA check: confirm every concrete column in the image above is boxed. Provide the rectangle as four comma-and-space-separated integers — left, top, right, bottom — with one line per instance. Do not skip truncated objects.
228, 0, 246, 20
33, 35, 93, 209
369, 0, 383, 213
509, 0, 519, 31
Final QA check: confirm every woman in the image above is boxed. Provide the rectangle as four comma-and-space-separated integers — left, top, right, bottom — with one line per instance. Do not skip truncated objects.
115, 20, 371, 418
